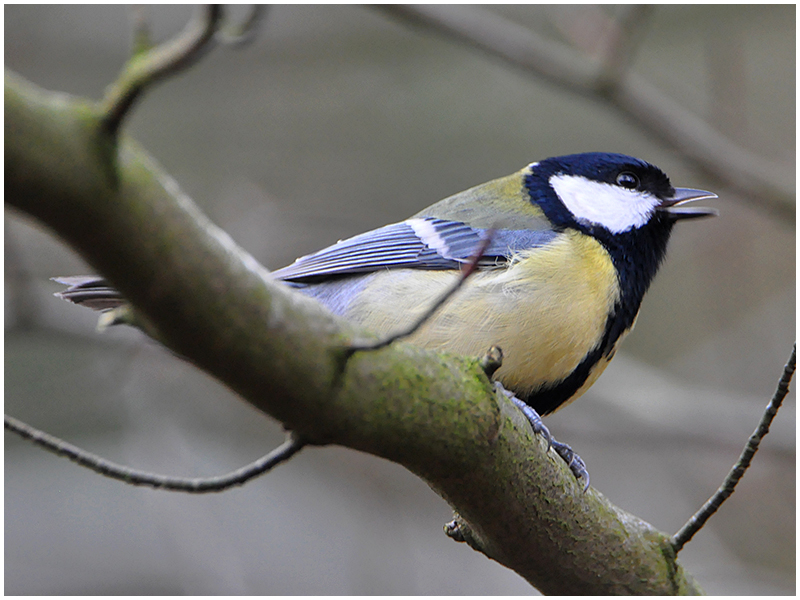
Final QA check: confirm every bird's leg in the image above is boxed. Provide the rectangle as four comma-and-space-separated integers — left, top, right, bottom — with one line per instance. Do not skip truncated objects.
497, 383, 590, 492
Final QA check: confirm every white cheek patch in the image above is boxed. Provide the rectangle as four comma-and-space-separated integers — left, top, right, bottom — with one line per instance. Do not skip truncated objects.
549, 173, 660, 233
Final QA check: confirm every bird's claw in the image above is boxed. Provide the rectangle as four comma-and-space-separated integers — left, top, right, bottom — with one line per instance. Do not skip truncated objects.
550, 438, 590, 492
508, 394, 552, 452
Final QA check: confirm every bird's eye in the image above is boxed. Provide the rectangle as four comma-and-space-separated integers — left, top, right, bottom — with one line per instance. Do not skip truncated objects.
616, 172, 639, 190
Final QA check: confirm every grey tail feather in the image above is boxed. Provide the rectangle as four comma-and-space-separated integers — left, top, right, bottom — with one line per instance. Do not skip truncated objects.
52, 276, 126, 311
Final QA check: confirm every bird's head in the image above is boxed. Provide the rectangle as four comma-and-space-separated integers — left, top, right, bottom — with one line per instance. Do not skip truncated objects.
526, 152, 718, 236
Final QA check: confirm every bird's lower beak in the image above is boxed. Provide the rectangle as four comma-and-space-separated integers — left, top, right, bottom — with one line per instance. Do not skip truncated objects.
659, 187, 719, 221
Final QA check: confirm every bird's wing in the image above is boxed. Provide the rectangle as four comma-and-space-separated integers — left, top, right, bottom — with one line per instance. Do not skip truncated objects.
271, 217, 558, 282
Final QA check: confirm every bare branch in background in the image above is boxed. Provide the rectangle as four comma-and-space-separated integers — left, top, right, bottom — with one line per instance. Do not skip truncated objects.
379, 5, 794, 219
594, 5, 656, 86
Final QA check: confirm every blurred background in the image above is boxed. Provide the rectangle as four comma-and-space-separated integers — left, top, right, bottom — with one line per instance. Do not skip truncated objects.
5, 5, 795, 594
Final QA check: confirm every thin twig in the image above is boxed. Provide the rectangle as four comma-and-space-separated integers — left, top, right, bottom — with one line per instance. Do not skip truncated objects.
217, 5, 267, 47
670, 344, 796, 553
5, 414, 305, 493
129, 5, 154, 57
101, 5, 223, 134
347, 231, 494, 354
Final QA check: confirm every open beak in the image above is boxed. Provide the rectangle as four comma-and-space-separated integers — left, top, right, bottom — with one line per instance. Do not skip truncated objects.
659, 187, 719, 221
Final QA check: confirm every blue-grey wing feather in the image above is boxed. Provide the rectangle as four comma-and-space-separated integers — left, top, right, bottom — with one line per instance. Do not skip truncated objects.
272, 217, 557, 282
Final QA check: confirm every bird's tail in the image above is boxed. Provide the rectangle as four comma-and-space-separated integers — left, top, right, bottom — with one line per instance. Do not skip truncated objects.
52, 276, 125, 311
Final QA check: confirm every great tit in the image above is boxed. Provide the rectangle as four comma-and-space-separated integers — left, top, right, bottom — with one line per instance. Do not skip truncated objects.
271, 152, 717, 416
55, 153, 717, 420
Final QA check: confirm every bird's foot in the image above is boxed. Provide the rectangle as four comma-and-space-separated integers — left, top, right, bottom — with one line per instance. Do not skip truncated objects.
499, 385, 590, 492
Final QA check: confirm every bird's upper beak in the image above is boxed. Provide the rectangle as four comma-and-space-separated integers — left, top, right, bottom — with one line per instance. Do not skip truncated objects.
659, 187, 719, 221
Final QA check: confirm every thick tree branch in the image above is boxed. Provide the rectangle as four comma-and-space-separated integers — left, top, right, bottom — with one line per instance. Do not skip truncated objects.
5, 70, 704, 594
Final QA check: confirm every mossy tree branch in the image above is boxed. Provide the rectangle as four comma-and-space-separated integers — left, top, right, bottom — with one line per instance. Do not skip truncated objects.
5, 68, 703, 594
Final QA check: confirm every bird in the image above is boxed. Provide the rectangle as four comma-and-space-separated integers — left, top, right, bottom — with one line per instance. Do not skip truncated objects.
269, 152, 717, 415
55, 152, 717, 483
